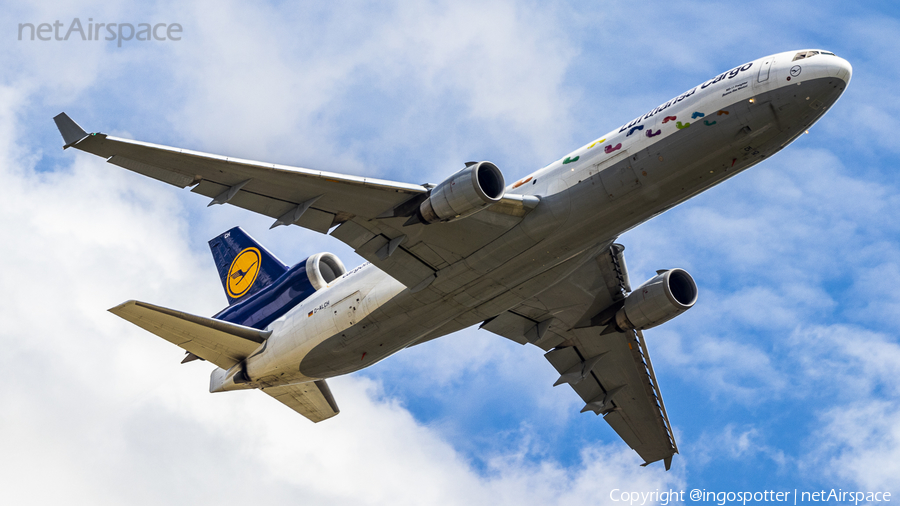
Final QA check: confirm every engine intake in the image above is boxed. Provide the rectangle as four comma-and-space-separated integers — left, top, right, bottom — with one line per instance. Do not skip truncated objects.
306, 252, 347, 290
418, 161, 505, 224
214, 252, 347, 330
614, 268, 698, 331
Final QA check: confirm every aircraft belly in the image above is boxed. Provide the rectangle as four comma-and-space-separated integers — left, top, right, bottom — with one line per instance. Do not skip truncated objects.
298, 243, 610, 377
298, 77, 845, 380
298, 297, 462, 377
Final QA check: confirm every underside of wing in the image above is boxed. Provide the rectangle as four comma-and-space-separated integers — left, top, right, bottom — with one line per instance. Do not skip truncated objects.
57, 114, 537, 294
66, 129, 427, 233
109, 300, 269, 370
480, 244, 678, 469
544, 328, 677, 469
263, 380, 340, 423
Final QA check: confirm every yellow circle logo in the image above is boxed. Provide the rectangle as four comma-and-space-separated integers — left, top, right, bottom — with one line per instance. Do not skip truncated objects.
227, 247, 261, 299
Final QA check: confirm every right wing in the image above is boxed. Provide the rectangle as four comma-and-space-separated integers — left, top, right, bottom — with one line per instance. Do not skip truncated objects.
262, 380, 340, 423
480, 244, 678, 469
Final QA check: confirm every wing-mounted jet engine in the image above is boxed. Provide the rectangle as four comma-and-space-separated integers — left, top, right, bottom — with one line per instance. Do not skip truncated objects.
612, 268, 698, 332
571, 248, 698, 334
415, 161, 505, 224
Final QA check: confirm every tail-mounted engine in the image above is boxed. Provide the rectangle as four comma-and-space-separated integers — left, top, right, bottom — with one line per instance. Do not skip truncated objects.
214, 251, 347, 330
306, 252, 347, 290
614, 268, 698, 331
417, 161, 505, 224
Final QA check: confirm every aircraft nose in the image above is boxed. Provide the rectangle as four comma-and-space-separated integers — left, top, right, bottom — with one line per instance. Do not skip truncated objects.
827, 54, 852, 84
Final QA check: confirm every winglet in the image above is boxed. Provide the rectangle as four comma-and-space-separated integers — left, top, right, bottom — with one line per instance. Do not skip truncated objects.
53, 113, 89, 149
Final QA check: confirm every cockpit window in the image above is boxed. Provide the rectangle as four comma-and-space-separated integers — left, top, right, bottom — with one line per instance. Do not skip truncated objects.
792, 50, 819, 61
793, 50, 835, 61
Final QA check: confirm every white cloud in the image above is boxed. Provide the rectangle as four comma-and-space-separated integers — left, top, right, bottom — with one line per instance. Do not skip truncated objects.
809, 401, 900, 491
789, 325, 900, 490
150, 0, 581, 184
690, 424, 788, 471
651, 325, 788, 404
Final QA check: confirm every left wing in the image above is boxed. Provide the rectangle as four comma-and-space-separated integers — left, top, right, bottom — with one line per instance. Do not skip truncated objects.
55, 113, 536, 293
481, 244, 678, 469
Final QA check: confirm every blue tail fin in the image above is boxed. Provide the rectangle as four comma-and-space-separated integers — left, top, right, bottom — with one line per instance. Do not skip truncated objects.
208, 227, 289, 305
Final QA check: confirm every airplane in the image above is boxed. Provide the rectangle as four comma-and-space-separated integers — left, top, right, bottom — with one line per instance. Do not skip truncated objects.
54, 49, 851, 469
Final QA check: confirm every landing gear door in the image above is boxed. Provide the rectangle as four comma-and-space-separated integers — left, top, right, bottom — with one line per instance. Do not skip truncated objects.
757, 57, 774, 83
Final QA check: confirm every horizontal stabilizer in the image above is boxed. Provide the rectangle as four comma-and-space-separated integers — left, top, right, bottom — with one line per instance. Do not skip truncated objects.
109, 300, 270, 369
53, 112, 89, 148
263, 380, 340, 423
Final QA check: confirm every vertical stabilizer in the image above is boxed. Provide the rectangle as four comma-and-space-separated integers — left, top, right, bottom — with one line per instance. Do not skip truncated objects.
209, 227, 289, 305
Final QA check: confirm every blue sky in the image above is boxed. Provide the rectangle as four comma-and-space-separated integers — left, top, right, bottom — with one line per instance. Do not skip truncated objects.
2, 1, 899, 504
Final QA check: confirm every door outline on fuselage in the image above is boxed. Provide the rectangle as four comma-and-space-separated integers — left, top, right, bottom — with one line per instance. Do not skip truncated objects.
331, 291, 360, 331
598, 150, 642, 200
758, 58, 774, 82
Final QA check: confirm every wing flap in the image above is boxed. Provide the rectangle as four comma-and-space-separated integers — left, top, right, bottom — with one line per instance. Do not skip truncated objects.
190, 179, 337, 233
603, 410, 645, 453
263, 380, 340, 423
109, 300, 267, 370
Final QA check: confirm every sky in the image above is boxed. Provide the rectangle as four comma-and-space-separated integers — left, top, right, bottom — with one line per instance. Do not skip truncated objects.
2, 0, 899, 504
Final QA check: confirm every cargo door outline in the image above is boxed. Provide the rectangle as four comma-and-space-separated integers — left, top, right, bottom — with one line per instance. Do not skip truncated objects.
599, 151, 642, 200
332, 291, 361, 332
757, 58, 774, 83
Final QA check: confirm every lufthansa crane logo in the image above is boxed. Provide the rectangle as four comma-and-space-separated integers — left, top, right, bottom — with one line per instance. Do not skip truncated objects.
227, 247, 261, 298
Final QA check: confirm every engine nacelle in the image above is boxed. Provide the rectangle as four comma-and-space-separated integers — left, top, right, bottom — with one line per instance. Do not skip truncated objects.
306, 252, 347, 290
614, 269, 698, 331
418, 161, 505, 224
214, 252, 347, 329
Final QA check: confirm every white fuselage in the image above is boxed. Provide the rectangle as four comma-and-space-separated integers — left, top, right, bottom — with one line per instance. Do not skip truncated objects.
235, 49, 851, 388
243, 263, 404, 385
